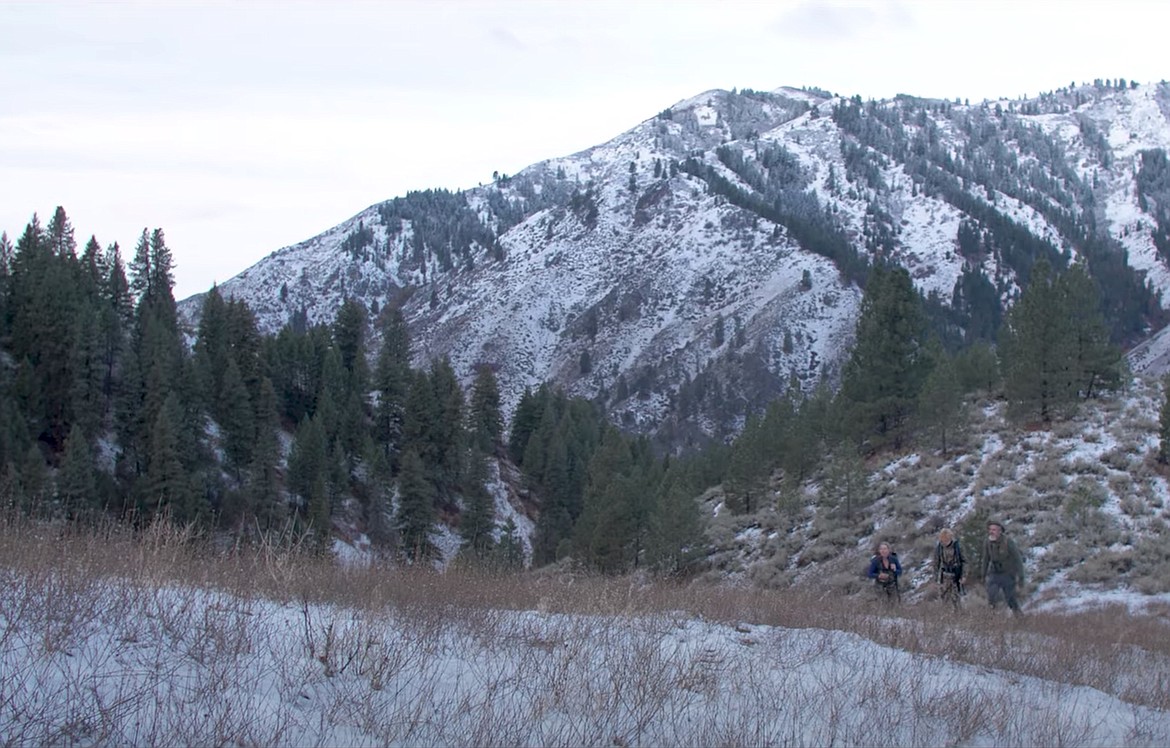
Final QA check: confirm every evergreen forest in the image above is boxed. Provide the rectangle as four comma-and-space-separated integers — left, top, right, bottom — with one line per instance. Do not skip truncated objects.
0, 207, 1143, 575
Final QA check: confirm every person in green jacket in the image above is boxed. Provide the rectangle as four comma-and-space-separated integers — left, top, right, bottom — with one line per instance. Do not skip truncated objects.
981, 520, 1025, 615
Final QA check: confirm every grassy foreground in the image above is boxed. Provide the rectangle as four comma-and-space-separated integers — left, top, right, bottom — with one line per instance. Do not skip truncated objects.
2, 515, 1168, 746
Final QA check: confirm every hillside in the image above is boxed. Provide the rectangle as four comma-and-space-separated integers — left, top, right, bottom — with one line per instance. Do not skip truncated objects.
700, 372, 1170, 610
180, 80, 1170, 448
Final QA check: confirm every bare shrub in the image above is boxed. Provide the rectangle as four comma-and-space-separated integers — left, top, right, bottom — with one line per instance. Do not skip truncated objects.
1068, 550, 1133, 584
1102, 447, 1138, 472
1024, 455, 1067, 495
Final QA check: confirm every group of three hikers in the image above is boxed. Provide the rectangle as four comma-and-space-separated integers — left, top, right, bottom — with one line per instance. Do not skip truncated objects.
866, 519, 1026, 614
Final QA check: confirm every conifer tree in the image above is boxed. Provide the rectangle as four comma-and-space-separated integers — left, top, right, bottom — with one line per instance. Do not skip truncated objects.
145, 392, 199, 525
954, 341, 1000, 394
218, 356, 255, 478
244, 377, 285, 533
1000, 258, 1075, 421
429, 357, 466, 494
1060, 261, 1122, 398
193, 285, 230, 412
332, 298, 368, 386
839, 265, 930, 451
493, 517, 525, 569
508, 385, 547, 465
58, 424, 96, 520
403, 368, 440, 471
99, 243, 132, 416
8, 214, 81, 449
70, 304, 106, 440
459, 453, 496, 558
532, 431, 574, 565
306, 472, 331, 551
372, 308, 412, 468
469, 364, 502, 454
648, 460, 705, 574
396, 448, 437, 562
917, 348, 964, 456
821, 447, 870, 520
46, 206, 76, 258
18, 443, 47, 516
287, 415, 326, 508
1158, 377, 1170, 465
782, 383, 833, 484
573, 427, 638, 572
724, 414, 768, 514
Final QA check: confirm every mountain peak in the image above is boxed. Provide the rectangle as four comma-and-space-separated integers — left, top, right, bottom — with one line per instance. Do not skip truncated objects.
180, 79, 1170, 447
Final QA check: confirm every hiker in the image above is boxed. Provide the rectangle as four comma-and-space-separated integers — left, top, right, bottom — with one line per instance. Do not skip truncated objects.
867, 542, 902, 604
981, 520, 1025, 615
934, 528, 966, 609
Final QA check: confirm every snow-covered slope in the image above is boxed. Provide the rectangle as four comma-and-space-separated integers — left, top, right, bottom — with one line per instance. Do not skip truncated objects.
179, 81, 1170, 442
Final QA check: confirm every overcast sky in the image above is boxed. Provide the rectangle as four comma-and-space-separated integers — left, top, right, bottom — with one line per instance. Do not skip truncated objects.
3, 0, 1168, 299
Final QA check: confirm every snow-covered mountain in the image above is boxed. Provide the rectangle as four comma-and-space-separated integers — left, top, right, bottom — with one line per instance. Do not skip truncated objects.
179, 80, 1170, 445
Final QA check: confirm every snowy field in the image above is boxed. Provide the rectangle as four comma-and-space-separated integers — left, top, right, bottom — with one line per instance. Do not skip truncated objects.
3, 526, 1170, 748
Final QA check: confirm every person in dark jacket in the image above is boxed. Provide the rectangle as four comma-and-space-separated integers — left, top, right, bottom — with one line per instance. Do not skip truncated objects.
867, 542, 902, 604
934, 528, 965, 609
981, 520, 1025, 615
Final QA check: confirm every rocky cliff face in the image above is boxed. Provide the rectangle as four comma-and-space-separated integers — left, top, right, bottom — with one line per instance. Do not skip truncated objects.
180, 81, 1170, 447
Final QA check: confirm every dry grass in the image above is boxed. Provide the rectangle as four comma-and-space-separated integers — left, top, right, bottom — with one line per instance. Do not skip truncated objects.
2, 511, 1169, 747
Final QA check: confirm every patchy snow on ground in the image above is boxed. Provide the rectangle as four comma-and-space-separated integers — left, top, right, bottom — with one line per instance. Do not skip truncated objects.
3, 578, 1167, 748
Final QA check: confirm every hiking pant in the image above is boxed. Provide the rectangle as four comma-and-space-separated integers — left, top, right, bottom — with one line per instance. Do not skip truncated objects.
876, 580, 900, 604
986, 573, 1020, 612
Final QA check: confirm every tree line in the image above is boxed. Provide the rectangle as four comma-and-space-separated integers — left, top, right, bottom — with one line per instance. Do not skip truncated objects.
0, 208, 1128, 575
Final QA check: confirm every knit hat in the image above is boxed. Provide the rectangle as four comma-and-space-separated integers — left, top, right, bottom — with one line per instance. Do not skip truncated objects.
987, 519, 1005, 530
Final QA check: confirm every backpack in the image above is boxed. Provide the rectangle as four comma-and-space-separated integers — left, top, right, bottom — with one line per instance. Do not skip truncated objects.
936, 540, 965, 586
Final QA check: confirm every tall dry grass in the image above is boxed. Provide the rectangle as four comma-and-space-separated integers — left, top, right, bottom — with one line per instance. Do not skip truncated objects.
1, 512, 1168, 746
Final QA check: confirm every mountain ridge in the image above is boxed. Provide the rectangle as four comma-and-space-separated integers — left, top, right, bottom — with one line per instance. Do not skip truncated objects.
179, 79, 1170, 447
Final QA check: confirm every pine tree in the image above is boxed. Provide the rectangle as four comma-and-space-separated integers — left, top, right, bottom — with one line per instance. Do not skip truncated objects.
723, 414, 768, 514
839, 265, 930, 450
145, 392, 199, 525
954, 341, 1000, 394
459, 454, 496, 558
508, 386, 547, 465
306, 473, 331, 552
332, 298, 368, 385
372, 308, 412, 468
403, 368, 440, 472
244, 377, 285, 534
1159, 377, 1170, 465
396, 448, 437, 562
18, 443, 48, 516
287, 415, 326, 508
648, 460, 705, 574
429, 358, 466, 494
218, 356, 255, 479
58, 424, 96, 520
821, 447, 870, 520
70, 302, 106, 441
917, 348, 964, 456
493, 517, 525, 569
1000, 258, 1075, 421
573, 427, 638, 572
1059, 261, 1122, 399
99, 243, 132, 421
193, 285, 230, 412
469, 364, 502, 455
8, 214, 81, 449
45, 206, 75, 257
531, 431, 574, 565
